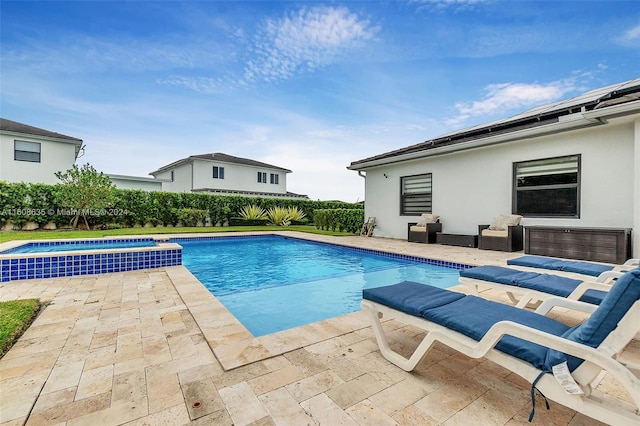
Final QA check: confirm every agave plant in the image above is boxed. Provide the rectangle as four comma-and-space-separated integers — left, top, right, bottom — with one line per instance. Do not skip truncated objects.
266, 206, 291, 226
286, 206, 306, 222
239, 204, 267, 220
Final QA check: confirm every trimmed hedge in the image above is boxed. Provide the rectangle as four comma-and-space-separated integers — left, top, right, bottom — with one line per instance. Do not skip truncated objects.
313, 209, 364, 234
0, 181, 362, 229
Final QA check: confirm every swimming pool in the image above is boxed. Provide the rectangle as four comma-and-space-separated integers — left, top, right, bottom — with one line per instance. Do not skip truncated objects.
178, 235, 466, 337
1, 238, 157, 254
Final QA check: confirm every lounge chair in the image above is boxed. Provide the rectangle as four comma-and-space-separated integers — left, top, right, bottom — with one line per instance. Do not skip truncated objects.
361, 269, 640, 424
478, 214, 524, 252
408, 213, 442, 244
458, 265, 626, 307
507, 255, 639, 277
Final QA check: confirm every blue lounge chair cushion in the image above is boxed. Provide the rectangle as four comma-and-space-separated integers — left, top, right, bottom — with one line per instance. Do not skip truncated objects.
460, 265, 606, 305
421, 295, 571, 370
363, 281, 465, 317
363, 282, 571, 370
460, 265, 539, 285
546, 268, 640, 371
515, 274, 607, 305
508, 255, 612, 277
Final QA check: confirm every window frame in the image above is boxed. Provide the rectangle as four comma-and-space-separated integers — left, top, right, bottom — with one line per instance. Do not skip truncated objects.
14, 140, 41, 163
257, 171, 267, 183
512, 154, 581, 218
400, 173, 433, 216
270, 173, 279, 184
213, 166, 225, 179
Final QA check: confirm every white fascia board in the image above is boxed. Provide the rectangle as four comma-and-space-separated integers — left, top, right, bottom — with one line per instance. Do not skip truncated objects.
582, 99, 640, 121
0, 130, 83, 146
347, 115, 606, 171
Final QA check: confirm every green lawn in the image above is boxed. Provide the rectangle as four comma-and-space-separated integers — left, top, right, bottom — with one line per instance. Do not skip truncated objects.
0, 225, 353, 243
0, 299, 41, 357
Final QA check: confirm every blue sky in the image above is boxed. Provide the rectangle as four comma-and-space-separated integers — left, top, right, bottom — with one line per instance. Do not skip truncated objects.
1, 1, 638, 201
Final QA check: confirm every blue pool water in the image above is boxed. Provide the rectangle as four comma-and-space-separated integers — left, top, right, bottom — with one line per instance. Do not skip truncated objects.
178, 235, 464, 337
2, 239, 157, 254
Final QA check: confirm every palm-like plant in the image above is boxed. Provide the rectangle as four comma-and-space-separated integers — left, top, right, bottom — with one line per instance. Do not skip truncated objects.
239, 205, 267, 220
286, 206, 306, 222
266, 206, 291, 226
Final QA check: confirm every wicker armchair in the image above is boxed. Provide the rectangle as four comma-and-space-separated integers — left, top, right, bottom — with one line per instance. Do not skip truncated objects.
478, 214, 524, 252
408, 214, 442, 244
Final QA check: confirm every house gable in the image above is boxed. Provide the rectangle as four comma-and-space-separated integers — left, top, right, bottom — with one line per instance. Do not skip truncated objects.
0, 118, 84, 185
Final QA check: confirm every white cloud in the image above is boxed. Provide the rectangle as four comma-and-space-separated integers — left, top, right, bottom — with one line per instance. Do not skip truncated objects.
244, 6, 378, 82
617, 24, 640, 45
445, 79, 579, 128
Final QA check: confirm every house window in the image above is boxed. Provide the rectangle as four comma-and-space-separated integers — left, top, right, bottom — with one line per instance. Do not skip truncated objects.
213, 166, 225, 179
270, 173, 279, 184
400, 173, 432, 215
257, 171, 267, 183
170, 170, 174, 182
14, 140, 41, 163
513, 154, 580, 217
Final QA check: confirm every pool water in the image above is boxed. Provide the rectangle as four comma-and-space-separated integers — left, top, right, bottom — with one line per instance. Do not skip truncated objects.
2, 239, 157, 254
178, 236, 462, 337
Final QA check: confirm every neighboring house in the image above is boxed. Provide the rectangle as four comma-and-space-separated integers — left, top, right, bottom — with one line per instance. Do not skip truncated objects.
0, 118, 84, 185
106, 174, 167, 192
149, 152, 308, 199
348, 78, 640, 256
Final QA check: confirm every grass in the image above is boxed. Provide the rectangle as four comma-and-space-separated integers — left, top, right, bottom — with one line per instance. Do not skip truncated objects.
0, 299, 41, 357
0, 225, 353, 243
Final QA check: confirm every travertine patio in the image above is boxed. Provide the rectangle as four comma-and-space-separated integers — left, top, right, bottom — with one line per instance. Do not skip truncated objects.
1, 232, 637, 425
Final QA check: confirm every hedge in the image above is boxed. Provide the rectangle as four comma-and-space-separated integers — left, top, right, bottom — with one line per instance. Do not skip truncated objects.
0, 181, 362, 229
313, 209, 364, 234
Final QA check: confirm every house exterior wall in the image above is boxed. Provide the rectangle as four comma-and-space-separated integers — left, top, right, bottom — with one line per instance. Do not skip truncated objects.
191, 160, 287, 194
0, 133, 78, 184
363, 118, 638, 253
156, 163, 193, 193
109, 176, 163, 192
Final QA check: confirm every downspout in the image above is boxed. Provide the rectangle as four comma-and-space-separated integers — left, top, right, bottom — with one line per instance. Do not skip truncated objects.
358, 171, 365, 178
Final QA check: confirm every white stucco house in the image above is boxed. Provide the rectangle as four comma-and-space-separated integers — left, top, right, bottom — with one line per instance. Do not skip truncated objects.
0, 118, 84, 184
348, 78, 640, 259
149, 152, 308, 199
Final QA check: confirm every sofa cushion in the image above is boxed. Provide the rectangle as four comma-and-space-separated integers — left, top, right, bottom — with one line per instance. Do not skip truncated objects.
410, 225, 427, 232
488, 214, 523, 231
416, 213, 439, 226
481, 229, 508, 238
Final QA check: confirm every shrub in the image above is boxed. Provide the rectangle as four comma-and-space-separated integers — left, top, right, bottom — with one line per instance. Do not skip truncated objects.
239, 205, 267, 220
174, 208, 207, 227
266, 206, 291, 226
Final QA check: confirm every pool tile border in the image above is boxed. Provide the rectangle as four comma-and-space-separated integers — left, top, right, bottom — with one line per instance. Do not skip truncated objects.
1, 244, 182, 283
0, 237, 156, 254
170, 233, 475, 270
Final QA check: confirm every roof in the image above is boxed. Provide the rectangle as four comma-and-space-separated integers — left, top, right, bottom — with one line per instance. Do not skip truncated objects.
106, 173, 170, 183
150, 152, 292, 175
0, 118, 83, 144
349, 78, 640, 170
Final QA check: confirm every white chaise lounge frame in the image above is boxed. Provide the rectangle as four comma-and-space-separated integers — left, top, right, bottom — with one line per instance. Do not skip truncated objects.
361, 296, 640, 425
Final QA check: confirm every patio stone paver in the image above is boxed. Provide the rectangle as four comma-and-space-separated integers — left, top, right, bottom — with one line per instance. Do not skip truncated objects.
0, 231, 635, 425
